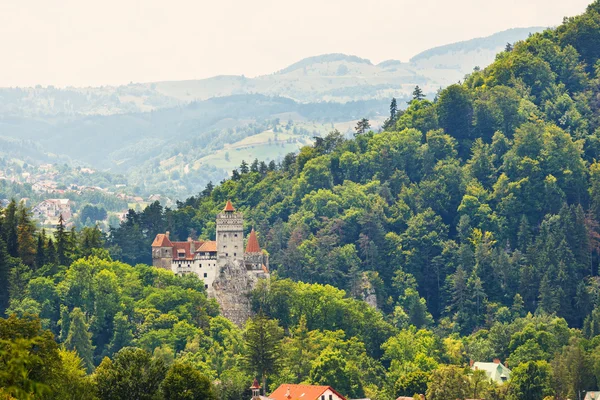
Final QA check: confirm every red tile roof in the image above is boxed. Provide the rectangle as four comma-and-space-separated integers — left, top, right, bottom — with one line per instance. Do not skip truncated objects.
224, 200, 235, 212
269, 384, 346, 400
198, 241, 217, 252
245, 228, 261, 253
152, 234, 173, 247
172, 242, 193, 260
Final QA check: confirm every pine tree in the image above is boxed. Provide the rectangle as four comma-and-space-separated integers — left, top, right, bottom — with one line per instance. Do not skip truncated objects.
55, 214, 71, 266
59, 304, 71, 343
354, 118, 371, 136
243, 313, 284, 392
35, 230, 46, 270
505, 42, 514, 52
250, 158, 259, 173
65, 307, 95, 372
69, 227, 80, 261
46, 237, 57, 266
383, 98, 399, 131
512, 293, 525, 318
107, 312, 134, 357
259, 161, 268, 175
240, 160, 249, 174
389, 97, 397, 122
80, 226, 104, 257
16, 204, 36, 267
0, 237, 9, 315
412, 85, 425, 101
3, 199, 18, 257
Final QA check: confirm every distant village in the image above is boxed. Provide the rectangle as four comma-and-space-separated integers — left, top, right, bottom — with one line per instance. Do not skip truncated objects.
0, 161, 172, 229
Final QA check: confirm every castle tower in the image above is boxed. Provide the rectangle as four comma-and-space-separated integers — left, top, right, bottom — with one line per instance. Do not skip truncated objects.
151, 232, 173, 270
216, 201, 244, 266
244, 228, 269, 272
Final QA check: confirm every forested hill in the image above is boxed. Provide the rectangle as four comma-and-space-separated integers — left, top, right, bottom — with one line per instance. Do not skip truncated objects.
111, 0, 600, 331
3, 3, 600, 400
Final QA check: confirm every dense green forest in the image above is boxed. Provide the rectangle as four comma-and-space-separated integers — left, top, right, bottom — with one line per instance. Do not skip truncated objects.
3, 2, 600, 399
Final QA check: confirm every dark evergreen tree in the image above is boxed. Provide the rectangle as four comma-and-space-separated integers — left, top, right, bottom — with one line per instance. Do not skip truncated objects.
65, 307, 95, 373
35, 230, 46, 270
412, 85, 425, 101
0, 237, 9, 315
243, 313, 283, 391
3, 199, 18, 257
240, 160, 249, 174
55, 215, 70, 266
45, 237, 57, 267
355, 118, 371, 136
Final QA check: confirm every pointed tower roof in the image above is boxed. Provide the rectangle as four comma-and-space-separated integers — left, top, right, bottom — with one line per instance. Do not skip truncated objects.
151, 233, 173, 247
245, 228, 261, 253
223, 200, 235, 212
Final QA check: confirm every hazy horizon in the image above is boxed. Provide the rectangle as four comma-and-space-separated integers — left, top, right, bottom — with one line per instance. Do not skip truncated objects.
0, 0, 592, 88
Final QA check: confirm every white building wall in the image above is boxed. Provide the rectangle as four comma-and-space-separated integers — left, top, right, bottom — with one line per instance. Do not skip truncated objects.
317, 389, 344, 400
171, 256, 218, 293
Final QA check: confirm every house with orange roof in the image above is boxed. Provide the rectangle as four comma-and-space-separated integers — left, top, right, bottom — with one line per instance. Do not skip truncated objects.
151, 201, 269, 293
268, 384, 347, 400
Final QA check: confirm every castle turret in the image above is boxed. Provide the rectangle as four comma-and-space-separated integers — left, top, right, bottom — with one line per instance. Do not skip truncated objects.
216, 201, 244, 266
244, 227, 269, 273
250, 378, 261, 400
151, 232, 173, 270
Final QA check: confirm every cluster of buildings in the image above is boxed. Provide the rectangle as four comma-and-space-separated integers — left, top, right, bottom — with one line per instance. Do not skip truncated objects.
152, 201, 269, 294
248, 361, 513, 400
32, 198, 73, 226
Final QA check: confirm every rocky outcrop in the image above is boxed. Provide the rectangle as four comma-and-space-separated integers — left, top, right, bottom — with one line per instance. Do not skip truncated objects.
210, 260, 257, 327
353, 272, 378, 309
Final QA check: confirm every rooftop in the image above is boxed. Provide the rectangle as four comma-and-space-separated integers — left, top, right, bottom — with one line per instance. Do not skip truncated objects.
472, 360, 511, 383
270, 384, 346, 400
245, 228, 261, 253
224, 200, 235, 212
152, 233, 173, 248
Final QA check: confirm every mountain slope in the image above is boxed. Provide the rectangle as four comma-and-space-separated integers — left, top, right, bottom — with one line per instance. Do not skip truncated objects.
108, 0, 600, 336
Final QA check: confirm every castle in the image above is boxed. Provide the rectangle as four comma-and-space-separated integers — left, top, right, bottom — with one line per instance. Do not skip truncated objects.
151, 201, 269, 305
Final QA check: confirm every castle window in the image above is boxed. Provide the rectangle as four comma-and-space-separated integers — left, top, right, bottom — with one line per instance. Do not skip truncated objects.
226, 253, 228, 256
204, 273, 207, 278
234, 234, 238, 237
223, 234, 227, 238
204, 284, 208, 289
234, 253, 237, 256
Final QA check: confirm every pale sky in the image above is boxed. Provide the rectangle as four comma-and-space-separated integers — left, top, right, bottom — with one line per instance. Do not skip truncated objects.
0, 0, 592, 88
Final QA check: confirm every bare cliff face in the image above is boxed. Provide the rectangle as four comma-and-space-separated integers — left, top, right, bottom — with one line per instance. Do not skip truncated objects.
211, 259, 258, 327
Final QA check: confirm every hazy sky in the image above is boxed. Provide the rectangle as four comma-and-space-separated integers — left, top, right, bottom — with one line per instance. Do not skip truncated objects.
0, 0, 592, 88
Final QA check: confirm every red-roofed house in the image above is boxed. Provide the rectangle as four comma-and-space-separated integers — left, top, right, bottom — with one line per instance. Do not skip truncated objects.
151, 201, 269, 293
269, 384, 347, 400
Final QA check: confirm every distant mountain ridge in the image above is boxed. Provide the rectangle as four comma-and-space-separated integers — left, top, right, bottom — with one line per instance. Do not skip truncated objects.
410, 27, 547, 62
275, 54, 373, 74
0, 27, 544, 118
0, 26, 548, 198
